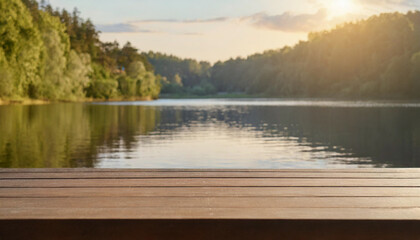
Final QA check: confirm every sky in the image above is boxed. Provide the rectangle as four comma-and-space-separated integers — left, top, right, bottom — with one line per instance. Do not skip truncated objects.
48, 0, 420, 63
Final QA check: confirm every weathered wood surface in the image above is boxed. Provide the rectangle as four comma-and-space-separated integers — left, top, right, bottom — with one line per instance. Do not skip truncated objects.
1, 169, 420, 220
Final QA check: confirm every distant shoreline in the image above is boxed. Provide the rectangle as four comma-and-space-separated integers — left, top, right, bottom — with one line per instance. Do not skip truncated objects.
0, 94, 261, 105
2, 95, 420, 105
159, 94, 420, 102
159, 93, 264, 99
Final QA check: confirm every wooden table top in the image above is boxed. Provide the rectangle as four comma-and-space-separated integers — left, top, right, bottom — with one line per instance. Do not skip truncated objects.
1, 168, 420, 220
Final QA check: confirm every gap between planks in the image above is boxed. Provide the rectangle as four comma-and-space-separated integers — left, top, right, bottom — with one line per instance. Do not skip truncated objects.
0, 187, 419, 197
1, 197, 420, 208
3, 172, 420, 179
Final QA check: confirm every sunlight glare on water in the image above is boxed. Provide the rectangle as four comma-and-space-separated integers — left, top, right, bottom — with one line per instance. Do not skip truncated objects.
97, 98, 420, 108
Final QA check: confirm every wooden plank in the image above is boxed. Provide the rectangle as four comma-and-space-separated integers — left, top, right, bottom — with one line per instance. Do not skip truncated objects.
2, 169, 420, 221
2, 207, 420, 220
1, 197, 420, 208
1, 187, 420, 198
2, 178, 420, 187
3, 171, 420, 179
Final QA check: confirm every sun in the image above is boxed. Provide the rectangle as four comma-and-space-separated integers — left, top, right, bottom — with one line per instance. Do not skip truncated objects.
328, 0, 358, 17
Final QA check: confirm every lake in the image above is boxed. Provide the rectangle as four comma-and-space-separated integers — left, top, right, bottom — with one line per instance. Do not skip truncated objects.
1, 99, 420, 169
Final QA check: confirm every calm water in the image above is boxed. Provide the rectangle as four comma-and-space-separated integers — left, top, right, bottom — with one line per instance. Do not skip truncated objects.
1, 99, 420, 168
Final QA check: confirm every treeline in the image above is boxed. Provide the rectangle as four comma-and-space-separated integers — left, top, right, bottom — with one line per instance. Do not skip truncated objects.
0, 0, 160, 101
147, 11, 420, 99
144, 52, 216, 96
2, 1, 420, 100
211, 11, 420, 98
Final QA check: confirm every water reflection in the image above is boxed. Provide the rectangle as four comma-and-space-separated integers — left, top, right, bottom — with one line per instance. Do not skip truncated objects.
0, 99, 419, 168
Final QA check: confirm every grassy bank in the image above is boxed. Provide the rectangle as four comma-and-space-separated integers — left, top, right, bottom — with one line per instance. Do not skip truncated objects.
0, 96, 155, 105
0, 99, 51, 105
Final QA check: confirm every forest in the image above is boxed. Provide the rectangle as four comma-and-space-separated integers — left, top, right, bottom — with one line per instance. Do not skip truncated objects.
147, 11, 420, 99
144, 52, 216, 96
0, 0, 161, 101
1, 0, 420, 101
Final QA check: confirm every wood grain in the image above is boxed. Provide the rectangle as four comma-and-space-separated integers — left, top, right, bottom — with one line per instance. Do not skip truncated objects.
1, 197, 420, 208
2, 207, 420, 220
2, 178, 420, 187
2, 169, 420, 220
1, 187, 419, 197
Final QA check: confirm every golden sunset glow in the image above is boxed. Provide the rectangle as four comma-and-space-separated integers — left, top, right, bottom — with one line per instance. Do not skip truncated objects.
328, 0, 359, 17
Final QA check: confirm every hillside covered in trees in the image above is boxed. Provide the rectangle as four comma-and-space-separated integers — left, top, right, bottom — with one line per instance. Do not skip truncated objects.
0, 0, 161, 102
143, 52, 216, 96
1, 0, 420, 101
148, 11, 420, 99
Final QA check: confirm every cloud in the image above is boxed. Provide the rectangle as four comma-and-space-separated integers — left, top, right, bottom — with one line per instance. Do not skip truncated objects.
130, 17, 229, 24
309, 0, 417, 7
97, 23, 156, 33
243, 8, 370, 33
98, 23, 203, 36
97, 16, 230, 35
180, 32, 203, 36
244, 8, 330, 32
98, 8, 370, 35
308, 0, 419, 11
356, 0, 418, 7
98, 17, 229, 33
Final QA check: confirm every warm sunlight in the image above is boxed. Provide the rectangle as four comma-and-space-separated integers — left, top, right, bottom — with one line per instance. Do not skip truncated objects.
3, 0, 420, 238
328, 0, 359, 17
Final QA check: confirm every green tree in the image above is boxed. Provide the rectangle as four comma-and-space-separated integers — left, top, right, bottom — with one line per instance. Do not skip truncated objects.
410, 51, 420, 95
173, 73, 183, 86
381, 55, 412, 97
1, 0, 160, 101
65, 51, 92, 98
0, 50, 14, 97
210, 11, 420, 99
126, 61, 161, 98
0, 0, 43, 98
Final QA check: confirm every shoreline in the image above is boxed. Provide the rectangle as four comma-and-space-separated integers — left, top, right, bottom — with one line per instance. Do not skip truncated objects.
0, 96, 155, 106
159, 93, 263, 99
0, 99, 51, 106
159, 94, 420, 102
2, 95, 420, 105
